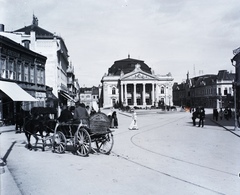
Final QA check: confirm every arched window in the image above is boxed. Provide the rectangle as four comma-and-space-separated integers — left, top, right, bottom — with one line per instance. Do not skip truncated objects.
112, 87, 116, 95
161, 86, 164, 94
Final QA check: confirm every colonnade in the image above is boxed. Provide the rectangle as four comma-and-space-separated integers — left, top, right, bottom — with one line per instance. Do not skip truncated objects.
120, 82, 158, 107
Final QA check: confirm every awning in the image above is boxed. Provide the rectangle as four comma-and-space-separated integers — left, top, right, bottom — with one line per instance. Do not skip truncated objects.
59, 90, 75, 102
0, 81, 38, 101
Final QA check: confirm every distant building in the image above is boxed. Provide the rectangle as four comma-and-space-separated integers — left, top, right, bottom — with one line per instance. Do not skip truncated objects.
173, 70, 234, 109
101, 55, 174, 109
79, 86, 100, 109
0, 15, 79, 107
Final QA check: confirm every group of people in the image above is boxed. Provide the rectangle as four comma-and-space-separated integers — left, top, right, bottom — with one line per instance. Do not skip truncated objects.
213, 107, 232, 121
192, 107, 205, 127
58, 102, 90, 124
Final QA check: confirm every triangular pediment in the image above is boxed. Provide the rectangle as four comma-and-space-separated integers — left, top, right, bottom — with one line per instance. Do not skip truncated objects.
121, 70, 156, 80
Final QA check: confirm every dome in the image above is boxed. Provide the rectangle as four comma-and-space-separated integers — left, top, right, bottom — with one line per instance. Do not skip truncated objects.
108, 57, 152, 76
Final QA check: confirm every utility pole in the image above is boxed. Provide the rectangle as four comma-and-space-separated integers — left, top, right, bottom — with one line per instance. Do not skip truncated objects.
231, 47, 240, 131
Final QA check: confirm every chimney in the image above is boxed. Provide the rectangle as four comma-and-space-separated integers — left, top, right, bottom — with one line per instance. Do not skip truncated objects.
0, 24, 4, 32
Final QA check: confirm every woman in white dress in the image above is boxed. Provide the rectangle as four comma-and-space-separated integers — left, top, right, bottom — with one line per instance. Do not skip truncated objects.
129, 110, 138, 130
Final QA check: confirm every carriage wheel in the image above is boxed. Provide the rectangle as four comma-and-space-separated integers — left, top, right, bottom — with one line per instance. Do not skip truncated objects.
95, 132, 114, 155
52, 131, 66, 154
74, 127, 91, 157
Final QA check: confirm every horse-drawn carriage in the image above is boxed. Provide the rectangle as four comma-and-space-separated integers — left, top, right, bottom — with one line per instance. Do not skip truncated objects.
24, 107, 114, 156
52, 112, 114, 156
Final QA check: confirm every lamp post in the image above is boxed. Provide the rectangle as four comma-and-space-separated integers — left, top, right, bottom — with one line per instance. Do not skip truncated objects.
231, 51, 240, 131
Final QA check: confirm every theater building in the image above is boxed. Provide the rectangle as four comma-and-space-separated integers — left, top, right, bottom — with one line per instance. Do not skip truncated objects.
101, 56, 174, 109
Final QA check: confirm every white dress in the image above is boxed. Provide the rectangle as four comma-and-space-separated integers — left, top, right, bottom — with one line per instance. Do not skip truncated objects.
129, 112, 138, 130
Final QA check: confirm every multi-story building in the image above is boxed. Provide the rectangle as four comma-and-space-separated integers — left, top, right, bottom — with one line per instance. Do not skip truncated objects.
173, 70, 234, 109
0, 15, 79, 107
101, 55, 174, 109
0, 34, 47, 123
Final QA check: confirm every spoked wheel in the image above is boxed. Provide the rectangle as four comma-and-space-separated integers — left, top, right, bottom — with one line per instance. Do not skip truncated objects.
95, 132, 114, 155
52, 131, 66, 154
74, 127, 91, 157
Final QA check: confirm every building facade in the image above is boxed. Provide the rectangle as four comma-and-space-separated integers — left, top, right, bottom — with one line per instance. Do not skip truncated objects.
0, 15, 79, 107
173, 70, 234, 109
79, 86, 99, 109
101, 56, 174, 109
0, 34, 47, 123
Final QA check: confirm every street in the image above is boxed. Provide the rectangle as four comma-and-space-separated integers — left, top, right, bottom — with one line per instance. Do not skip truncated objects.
1, 109, 240, 195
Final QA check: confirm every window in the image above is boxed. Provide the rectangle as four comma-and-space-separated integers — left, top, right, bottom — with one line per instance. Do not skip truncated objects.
112, 87, 116, 95
161, 87, 164, 94
18, 64, 22, 81
24, 65, 29, 82
30, 67, 34, 83
218, 88, 221, 96
37, 69, 44, 84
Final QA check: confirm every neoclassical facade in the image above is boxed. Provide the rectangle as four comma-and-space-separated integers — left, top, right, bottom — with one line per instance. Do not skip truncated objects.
101, 56, 174, 109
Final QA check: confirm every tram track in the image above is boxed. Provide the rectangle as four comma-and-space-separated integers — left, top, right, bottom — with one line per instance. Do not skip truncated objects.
112, 113, 233, 195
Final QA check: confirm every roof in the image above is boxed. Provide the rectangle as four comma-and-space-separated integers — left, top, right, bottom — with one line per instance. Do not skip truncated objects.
108, 57, 152, 76
217, 70, 235, 81
14, 24, 54, 39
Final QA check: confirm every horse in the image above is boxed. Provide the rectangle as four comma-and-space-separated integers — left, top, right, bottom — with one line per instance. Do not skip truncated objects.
23, 113, 56, 151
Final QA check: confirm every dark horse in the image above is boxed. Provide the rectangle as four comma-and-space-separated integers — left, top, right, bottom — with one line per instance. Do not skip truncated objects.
23, 108, 57, 151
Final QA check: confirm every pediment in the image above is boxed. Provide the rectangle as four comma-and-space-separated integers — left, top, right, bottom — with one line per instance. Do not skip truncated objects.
121, 71, 156, 80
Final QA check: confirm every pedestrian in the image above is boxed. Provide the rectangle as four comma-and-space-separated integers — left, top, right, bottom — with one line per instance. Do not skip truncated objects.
73, 102, 89, 125
213, 108, 218, 121
111, 111, 118, 128
192, 109, 197, 126
129, 109, 138, 130
198, 107, 205, 127
219, 108, 223, 120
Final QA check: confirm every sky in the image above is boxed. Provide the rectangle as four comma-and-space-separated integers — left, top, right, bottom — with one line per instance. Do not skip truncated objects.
1, 0, 240, 87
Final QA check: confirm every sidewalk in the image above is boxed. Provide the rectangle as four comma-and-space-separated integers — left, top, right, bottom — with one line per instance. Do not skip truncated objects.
0, 125, 22, 195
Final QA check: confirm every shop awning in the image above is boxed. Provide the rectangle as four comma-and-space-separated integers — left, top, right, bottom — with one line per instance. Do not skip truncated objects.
59, 90, 75, 102
0, 81, 38, 101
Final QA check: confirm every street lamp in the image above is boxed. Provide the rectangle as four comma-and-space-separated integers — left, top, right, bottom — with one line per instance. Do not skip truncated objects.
231, 58, 240, 131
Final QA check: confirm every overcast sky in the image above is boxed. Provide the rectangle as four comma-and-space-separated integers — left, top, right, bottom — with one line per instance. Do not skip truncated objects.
1, 0, 239, 86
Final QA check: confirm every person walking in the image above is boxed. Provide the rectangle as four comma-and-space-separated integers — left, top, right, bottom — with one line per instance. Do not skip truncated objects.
192, 109, 197, 126
129, 109, 138, 130
213, 108, 218, 121
111, 111, 118, 128
198, 107, 205, 127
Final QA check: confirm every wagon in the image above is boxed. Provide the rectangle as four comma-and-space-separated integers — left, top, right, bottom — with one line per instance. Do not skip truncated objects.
52, 112, 114, 156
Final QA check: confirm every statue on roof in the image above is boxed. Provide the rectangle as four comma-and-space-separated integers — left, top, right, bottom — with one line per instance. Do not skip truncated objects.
32, 14, 38, 26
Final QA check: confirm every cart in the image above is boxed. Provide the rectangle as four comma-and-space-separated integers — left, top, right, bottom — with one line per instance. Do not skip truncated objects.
52, 112, 114, 156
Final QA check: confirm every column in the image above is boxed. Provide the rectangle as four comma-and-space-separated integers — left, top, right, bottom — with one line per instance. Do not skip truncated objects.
152, 83, 155, 106
121, 83, 123, 105
133, 83, 137, 106
142, 83, 146, 106
124, 83, 127, 106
